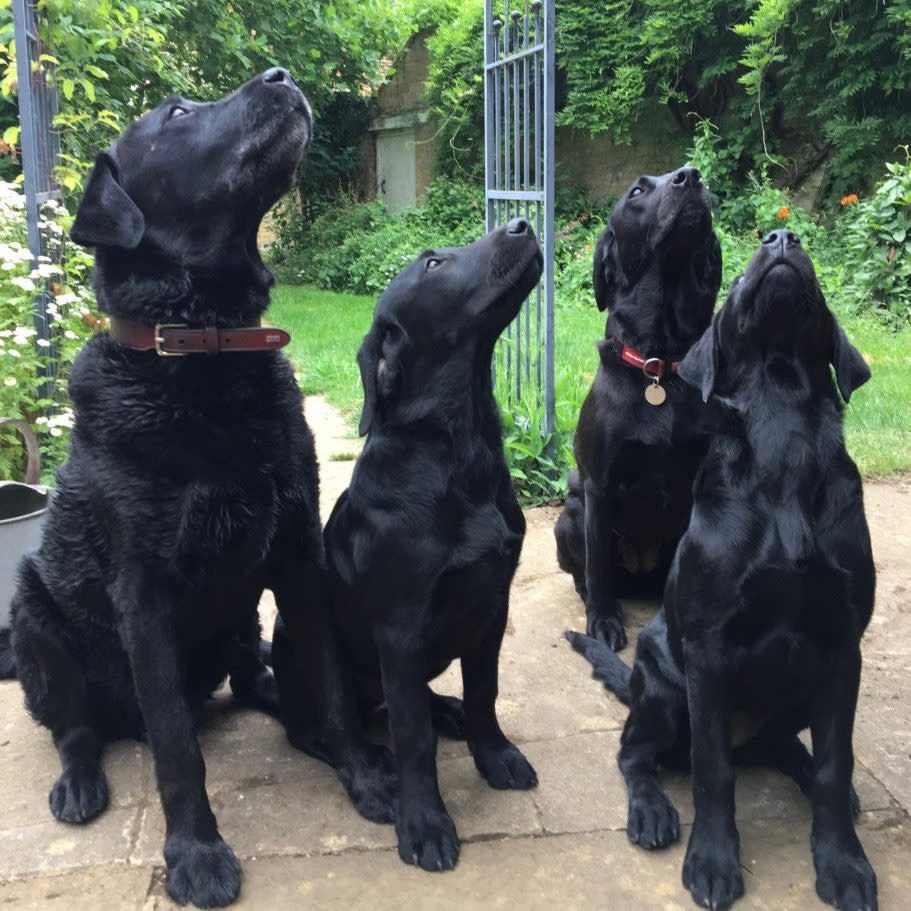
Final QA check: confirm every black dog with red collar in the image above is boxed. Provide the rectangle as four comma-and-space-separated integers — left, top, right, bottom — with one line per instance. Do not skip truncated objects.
555, 167, 721, 651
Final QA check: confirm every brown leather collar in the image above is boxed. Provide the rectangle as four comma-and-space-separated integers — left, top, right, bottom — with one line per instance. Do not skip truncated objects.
108, 317, 290, 356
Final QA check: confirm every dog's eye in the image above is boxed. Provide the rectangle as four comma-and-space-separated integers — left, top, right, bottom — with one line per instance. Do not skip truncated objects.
168, 106, 191, 121
425, 257, 443, 271
629, 186, 644, 199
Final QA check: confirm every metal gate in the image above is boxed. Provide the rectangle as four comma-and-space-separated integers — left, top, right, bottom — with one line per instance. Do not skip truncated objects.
12, 0, 61, 352
484, 0, 555, 436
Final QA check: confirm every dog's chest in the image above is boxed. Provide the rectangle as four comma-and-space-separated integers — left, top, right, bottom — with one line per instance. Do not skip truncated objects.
73, 347, 310, 571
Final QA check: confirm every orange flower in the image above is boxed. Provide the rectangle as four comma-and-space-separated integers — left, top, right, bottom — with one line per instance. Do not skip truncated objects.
776, 206, 790, 220
840, 193, 859, 206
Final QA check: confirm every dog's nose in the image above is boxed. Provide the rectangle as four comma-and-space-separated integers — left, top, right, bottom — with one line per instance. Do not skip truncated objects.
506, 217, 529, 235
671, 167, 701, 188
763, 230, 801, 248
263, 67, 293, 86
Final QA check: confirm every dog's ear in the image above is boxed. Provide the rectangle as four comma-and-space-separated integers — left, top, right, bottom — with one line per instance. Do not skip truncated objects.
356, 322, 407, 436
830, 315, 870, 404
678, 310, 722, 402
697, 232, 722, 295
592, 227, 620, 312
71, 153, 145, 250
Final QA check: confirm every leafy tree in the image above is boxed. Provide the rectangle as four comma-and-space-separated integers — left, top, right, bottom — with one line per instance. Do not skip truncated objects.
0, 0, 408, 195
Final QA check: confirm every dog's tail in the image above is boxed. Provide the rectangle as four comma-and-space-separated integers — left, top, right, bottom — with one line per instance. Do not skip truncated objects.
0, 628, 15, 680
564, 630, 631, 706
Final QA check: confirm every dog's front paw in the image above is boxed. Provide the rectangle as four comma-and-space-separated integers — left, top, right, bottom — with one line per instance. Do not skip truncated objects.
683, 831, 744, 910
395, 804, 460, 872
164, 836, 242, 908
337, 744, 399, 824
49, 764, 109, 824
814, 839, 877, 911
587, 612, 628, 651
627, 786, 679, 849
471, 740, 538, 790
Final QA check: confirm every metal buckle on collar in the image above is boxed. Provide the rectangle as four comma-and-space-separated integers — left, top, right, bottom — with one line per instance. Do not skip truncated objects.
154, 324, 189, 356
641, 357, 664, 380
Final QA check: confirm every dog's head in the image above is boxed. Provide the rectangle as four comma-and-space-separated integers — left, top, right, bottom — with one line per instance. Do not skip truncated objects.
679, 230, 870, 404
71, 69, 312, 320
356, 219, 543, 435
592, 167, 720, 351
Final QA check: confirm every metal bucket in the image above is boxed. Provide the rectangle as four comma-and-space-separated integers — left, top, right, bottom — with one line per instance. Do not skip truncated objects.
0, 419, 50, 670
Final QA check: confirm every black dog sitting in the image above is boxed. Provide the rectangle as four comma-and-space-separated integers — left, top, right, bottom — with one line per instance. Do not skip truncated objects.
555, 168, 721, 651
301, 221, 542, 872
11, 71, 393, 908
568, 230, 875, 911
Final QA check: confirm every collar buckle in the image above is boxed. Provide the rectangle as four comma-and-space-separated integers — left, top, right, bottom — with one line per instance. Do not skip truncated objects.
153, 324, 190, 357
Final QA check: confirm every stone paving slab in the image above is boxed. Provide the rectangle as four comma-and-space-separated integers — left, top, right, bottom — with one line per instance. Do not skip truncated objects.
0, 402, 908, 910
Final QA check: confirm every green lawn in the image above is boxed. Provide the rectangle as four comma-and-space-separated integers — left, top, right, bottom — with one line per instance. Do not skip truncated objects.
268, 285, 911, 479
268, 285, 375, 426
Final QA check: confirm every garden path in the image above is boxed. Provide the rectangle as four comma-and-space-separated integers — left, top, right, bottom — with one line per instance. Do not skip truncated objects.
1, 397, 909, 910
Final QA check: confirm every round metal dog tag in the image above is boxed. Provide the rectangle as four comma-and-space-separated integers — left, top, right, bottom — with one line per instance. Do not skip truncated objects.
645, 383, 667, 406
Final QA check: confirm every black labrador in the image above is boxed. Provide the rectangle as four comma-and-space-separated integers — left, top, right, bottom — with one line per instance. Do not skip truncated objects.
10, 71, 394, 908
294, 221, 542, 872
554, 167, 721, 651
568, 230, 875, 911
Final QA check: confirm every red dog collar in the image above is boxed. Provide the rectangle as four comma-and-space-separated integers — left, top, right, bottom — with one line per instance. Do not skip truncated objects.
610, 340, 681, 379
109, 317, 290, 356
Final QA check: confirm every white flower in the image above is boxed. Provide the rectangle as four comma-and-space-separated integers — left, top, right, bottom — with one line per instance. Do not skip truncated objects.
10, 276, 35, 291
35, 415, 48, 424
49, 426, 62, 437
36, 337, 51, 347
8, 349, 20, 358
64, 330, 77, 340
48, 410, 74, 429
3, 376, 16, 386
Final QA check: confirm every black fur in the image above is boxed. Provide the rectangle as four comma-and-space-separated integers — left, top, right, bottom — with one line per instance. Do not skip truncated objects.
278, 221, 543, 873
10, 70, 394, 909
568, 231, 875, 911
554, 167, 721, 651
0, 628, 14, 678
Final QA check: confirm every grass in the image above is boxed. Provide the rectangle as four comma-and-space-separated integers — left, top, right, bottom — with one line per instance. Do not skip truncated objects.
268, 285, 375, 426
268, 284, 911, 480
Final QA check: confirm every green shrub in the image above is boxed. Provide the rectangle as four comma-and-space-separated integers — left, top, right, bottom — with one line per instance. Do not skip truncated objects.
269, 176, 486, 294
837, 151, 911, 327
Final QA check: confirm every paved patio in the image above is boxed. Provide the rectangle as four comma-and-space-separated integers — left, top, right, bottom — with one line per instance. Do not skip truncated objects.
1, 397, 909, 910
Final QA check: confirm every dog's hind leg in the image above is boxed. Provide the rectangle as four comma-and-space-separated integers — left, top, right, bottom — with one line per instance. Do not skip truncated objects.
0, 627, 15, 679
554, 472, 588, 601
429, 691, 466, 739
736, 731, 861, 820
12, 558, 109, 824
618, 615, 686, 850
227, 610, 280, 719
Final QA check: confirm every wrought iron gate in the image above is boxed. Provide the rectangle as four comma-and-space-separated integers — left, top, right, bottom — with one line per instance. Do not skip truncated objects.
12, 0, 61, 352
484, 0, 555, 436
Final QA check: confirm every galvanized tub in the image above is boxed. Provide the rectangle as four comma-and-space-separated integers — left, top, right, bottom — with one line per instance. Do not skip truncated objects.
0, 419, 50, 675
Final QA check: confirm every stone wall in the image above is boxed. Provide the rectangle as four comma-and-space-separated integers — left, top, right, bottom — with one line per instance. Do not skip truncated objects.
368, 33, 690, 208
377, 32, 434, 118
556, 106, 687, 204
